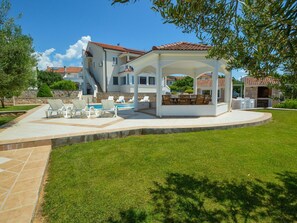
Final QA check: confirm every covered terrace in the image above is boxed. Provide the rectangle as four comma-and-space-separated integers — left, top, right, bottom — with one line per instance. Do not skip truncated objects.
129, 42, 233, 117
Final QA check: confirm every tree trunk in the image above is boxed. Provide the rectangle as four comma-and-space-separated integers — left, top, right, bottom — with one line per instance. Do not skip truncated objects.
0, 97, 5, 108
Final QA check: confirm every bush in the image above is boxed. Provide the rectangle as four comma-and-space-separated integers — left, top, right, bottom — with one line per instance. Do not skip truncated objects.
185, 89, 194, 94
50, 80, 78, 97
37, 84, 53, 97
273, 99, 297, 109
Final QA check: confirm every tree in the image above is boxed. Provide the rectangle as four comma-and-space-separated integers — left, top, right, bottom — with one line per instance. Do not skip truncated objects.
112, 0, 296, 77
37, 70, 63, 88
37, 84, 53, 97
170, 76, 193, 92
50, 80, 78, 97
0, 0, 36, 107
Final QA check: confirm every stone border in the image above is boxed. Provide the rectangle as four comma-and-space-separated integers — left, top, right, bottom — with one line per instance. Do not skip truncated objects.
0, 112, 271, 151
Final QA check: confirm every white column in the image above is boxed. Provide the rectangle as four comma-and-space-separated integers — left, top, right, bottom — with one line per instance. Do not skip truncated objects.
134, 74, 139, 111
156, 55, 162, 117
229, 71, 233, 111
224, 72, 230, 103
193, 76, 197, 94
211, 61, 219, 106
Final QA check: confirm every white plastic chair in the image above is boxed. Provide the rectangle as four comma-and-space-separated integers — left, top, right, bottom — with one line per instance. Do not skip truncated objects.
140, 96, 150, 102
46, 99, 70, 118
116, 96, 125, 103
101, 100, 118, 117
71, 99, 100, 118
107, 96, 114, 101
128, 96, 134, 103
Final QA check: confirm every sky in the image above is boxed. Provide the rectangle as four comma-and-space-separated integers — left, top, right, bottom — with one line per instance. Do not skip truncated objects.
9, 0, 246, 79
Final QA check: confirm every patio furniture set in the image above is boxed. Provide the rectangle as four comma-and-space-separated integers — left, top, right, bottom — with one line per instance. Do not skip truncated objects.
162, 94, 211, 105
108, 95, 150, 103
45, 99, 117, 119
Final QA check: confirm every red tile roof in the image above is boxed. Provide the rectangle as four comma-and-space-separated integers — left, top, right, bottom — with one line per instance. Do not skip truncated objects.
244, 76, 279, 86
197, 78, 225, 88
90, 42, 145, 55
46, 67, 82, 74
152, 42, 211, 51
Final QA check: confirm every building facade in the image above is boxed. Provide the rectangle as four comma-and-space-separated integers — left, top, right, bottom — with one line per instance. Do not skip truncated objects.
82, 42, 168, 96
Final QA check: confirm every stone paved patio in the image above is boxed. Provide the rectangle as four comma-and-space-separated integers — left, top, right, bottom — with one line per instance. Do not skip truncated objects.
0, 105, 271, 146
0, 146, 51, 223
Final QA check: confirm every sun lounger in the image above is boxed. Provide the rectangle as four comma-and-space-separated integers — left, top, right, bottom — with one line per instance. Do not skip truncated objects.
107, 96, 114, 101
116, 96, 125, 103
128, 96, 134, 103
46, 99, 71, 118
140, 96, 150, 102
101, 100, 118, 117
71, 99, 100, 118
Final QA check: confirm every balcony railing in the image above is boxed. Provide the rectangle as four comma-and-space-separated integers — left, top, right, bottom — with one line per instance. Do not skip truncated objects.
119, 65, 134, 73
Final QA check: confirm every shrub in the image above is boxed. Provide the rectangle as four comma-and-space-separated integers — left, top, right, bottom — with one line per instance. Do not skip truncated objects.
37, 84, 53, 97
50, 80, 78, 97
273, 99, 297, 109
185, 89, 194, 94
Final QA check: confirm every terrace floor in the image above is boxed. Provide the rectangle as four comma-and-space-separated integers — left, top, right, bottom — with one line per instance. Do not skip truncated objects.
0, 105, 271, 146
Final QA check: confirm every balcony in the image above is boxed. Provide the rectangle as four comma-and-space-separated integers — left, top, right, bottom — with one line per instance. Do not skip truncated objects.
119, 65, 134, 73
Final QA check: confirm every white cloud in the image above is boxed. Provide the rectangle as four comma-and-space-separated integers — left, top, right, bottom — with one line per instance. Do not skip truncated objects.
55, 35, 91, 61
35, 35, 91, 70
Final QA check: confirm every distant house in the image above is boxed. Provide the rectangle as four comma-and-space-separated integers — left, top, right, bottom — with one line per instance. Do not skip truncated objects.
46, 66, 83, 89
197, 73, 226, 102
243, 76, 280, 107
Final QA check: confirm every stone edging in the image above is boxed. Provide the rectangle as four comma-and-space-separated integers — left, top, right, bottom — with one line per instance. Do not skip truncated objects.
0, 113, 272, 151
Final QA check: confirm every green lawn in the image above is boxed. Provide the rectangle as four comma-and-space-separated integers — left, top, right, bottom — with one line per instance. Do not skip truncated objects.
0, 105, 39, 126
0, 105, 38, 111
43, 110, 297, 223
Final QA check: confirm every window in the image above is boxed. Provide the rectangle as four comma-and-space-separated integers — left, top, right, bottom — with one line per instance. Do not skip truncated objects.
131, 75, 134, 84
149, 77, 155, 85
112, 57, 118, 65
121, 76, 126, 85
113, 77, 119, 85
139, 76, 147, 85
127, 74, 130, 85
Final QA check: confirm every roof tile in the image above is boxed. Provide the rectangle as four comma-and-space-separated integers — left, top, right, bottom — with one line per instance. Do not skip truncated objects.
152, 42, 211, 51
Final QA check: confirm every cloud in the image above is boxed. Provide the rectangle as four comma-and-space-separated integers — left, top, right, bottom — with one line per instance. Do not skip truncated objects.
55, 36, 91, 61
35, 35, 91, 70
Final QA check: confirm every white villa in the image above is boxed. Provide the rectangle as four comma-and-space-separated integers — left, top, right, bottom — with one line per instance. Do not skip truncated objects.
82, 41, 233, 117
82, 42, 168, 95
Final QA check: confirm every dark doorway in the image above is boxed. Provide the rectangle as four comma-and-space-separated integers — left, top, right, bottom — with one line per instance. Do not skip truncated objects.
258, 87, 271, 98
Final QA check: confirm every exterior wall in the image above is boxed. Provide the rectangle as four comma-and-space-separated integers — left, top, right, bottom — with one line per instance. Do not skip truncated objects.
245, 87, 257, 99
106, 50, 122, 92
161, 105, 218, 116
87, 43, 105, 91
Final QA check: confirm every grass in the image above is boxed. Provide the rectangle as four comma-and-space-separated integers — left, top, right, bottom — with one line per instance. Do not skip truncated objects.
43, 110, 297, 223
0, 105, 38, 111
0, 105, 38, 126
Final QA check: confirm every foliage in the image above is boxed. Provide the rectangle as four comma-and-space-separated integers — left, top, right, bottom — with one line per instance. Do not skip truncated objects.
274, 99, 297, 109
0, 0, 37, 108
274, 73, 297, 99
43, 110, 297, 222
50, 80, 78, 97
184, 89, 193, 94
112, 0, 297, 77
169, 76, 193, 92
37, 70, 62, 88
37, 84, 53, 97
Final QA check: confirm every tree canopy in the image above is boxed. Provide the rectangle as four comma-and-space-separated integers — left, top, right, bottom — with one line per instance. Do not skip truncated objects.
112, 0, 296, 77
37, 70, 63, 88
0, 0, 36, 107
